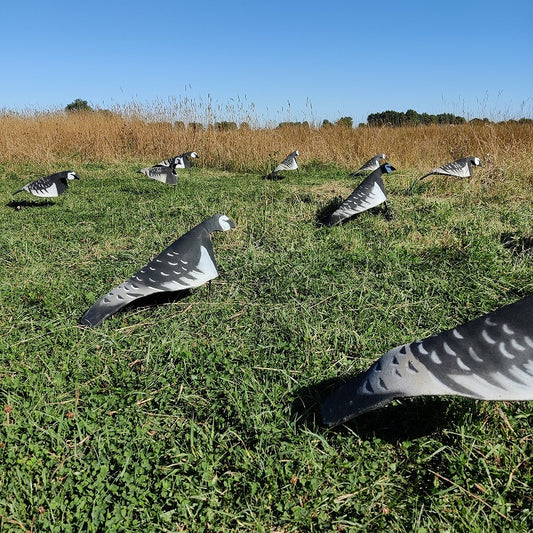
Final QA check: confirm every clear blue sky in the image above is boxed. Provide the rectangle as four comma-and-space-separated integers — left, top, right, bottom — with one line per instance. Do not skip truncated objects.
2, 0, 532, 124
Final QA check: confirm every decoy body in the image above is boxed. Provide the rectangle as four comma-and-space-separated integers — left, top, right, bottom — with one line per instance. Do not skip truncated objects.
420, 156, 482, 180
321, 296, 533, 426
79, 214, 236, 327
13, 171, 79, 198
158, 151, 199, 176
264, 150, 300, 179
138, 164, 178, 185
138, 152, 199, 184
350, 154, 386, 176
323, 163, 395, 226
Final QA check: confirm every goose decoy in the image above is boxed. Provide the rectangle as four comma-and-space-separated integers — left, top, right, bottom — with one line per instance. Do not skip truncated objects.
321, 295, 533, 426
158, 151, 199, 177
13, 171, 80, 198
323, 163, 395, 226
79, 214, 236, 327
350, 154, 386, 176
138, 163, 178, 185
419, 156, 482, 180
264, 150, 300, 179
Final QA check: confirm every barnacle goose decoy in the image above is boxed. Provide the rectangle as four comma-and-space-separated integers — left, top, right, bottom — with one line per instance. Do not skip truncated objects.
321, 295, 533, 426
420, 156, 482, 180
323, 163, 395, 226
263, 150, 300, 180
350, 154, 386, 176
79, 214, 236, 327
138, 163, 178, 185
157, 151, 199, 177
13, 171, 80, 198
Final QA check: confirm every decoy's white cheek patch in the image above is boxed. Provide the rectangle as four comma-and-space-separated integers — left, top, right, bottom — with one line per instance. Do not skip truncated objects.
219, 216, 233, 231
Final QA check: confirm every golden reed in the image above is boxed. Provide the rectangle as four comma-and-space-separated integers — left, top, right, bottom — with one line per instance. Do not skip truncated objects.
1, 109, 532, 180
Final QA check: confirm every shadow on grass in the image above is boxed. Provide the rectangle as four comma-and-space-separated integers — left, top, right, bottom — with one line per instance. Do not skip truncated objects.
261, 173, 286, 180
291, 377, 471, 443
79, 289, 193, 328
7, 199, 55, 209
500, 232, 533, 258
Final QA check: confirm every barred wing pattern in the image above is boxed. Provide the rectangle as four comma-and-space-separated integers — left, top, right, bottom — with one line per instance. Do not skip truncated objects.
79, 214, 235, 327
351, 154, 386, 176
321, 296, 533, 426
324, 164, 394, 226
14, 171, 78, 198
157, 151, 199, 170
273, 151, 299, 173
138, 166, 178, 185
420, 157, 481, 180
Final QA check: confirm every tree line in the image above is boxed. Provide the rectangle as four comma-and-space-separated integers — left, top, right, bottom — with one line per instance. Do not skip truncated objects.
63, 99, 532, 129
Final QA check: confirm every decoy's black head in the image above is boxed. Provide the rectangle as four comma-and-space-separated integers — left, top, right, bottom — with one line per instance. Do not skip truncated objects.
294, 150, 300, 156
202, 214, 236, 233
67, 171, 80, 180
189, 151, 199, 159
471, 157, 482, 167
380, 153, 386, 160
383, 163, 396, 173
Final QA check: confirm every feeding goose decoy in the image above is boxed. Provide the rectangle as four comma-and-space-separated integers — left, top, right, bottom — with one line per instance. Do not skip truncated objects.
350, 154, 386, 176
79, 214, 236, 327
157, 151, 199, 177
13, 171, 80, 198
263, 150, 300, 180
138, 163, 178, 185
321, 295, 533, 426
323, 163, 395, 226
419, 156, 482, 180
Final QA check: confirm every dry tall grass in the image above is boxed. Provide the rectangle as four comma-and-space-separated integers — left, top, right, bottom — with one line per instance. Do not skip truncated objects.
1, 108, 532, 181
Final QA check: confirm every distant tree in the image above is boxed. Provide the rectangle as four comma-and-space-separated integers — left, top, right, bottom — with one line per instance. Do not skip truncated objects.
277, 121, 310, 129
65, 98, 93, 112
188, 122, 204, 131
335, 116, 353, 128
321, 119, 333, 128
215, 121, 238, 131
367, 109, 466, 127
405, 109, 420, 125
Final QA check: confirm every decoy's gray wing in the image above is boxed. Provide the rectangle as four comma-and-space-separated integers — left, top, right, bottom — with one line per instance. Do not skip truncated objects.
324, 174, 387, 226
323, 164, 395, 226
274, 151, 299, 172
321, 296, 533, 426
351, 154, 383, 176
79, 225, 219, 327
156, 157, 178, 167
15, 171, 69, 197
139, 166, 178, 185
420, 157, 471, 180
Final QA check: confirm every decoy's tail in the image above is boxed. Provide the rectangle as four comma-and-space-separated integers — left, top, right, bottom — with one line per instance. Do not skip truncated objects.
13, 189, 23, 195
419, 172, 432, 181
79, 282, 151, 328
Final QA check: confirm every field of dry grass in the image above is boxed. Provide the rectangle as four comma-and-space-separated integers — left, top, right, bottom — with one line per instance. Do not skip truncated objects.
1, 110, 532, 181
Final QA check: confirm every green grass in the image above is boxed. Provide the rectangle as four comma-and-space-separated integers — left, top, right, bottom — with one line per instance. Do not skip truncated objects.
0, 161, 532, 532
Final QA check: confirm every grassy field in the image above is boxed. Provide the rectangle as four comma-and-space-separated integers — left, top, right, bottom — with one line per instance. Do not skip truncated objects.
0, 117, 532, 531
